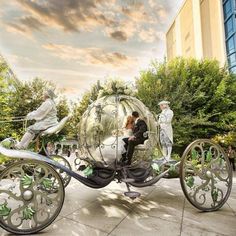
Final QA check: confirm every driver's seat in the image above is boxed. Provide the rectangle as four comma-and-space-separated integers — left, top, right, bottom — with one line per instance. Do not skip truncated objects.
41, 115, 71, 136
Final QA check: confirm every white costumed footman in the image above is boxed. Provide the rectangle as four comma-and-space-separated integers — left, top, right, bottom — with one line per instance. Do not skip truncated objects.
158, 101, 174, 161
15, 89, 58, 149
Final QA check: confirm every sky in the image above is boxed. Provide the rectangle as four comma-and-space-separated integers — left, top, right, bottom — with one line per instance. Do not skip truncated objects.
0, 0, 184, 100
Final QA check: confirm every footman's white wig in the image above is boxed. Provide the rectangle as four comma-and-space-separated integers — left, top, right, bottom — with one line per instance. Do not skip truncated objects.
158, 100, 170, 106
45, 89, 57, 99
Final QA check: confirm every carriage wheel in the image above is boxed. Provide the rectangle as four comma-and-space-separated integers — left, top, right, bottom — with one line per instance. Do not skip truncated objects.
50, 155, 72, 188
0, 160, 65, 235
180, 139, 232, 211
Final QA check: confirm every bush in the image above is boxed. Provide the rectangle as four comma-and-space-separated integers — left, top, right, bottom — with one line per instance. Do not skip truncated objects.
136, 58, 236, 154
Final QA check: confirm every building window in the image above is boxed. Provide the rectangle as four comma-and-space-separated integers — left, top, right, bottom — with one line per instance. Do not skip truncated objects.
226, 36, 235, 54
230, 65, 236, 73
228, 53, 236, 66
223, 0, 236, 73
224, 0, 232, 19
225, 17, 234, 37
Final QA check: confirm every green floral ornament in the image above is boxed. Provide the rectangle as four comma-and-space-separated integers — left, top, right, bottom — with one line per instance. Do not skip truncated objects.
21, 174, 33, 188
23, 206, 36, 220
0, 203, 11, 217
42, 178, 53, 189
186, 176, 195, 188
83, 166, 93, 176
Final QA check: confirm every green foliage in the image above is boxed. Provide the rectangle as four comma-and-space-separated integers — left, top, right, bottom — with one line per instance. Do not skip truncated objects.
0, 59, 15, 139
136, 58, 236, 153
0, 154, 9, 165
213, 131, 236, 148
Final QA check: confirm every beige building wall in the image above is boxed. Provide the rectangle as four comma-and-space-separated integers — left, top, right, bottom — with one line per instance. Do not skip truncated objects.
166, 0, 226, 66
166, 22, 176, 59
179, 0, 195, 58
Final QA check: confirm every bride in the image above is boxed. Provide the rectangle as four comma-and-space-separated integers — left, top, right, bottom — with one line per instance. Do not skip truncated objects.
123, 115, 135, 137
95, 116, 135, 164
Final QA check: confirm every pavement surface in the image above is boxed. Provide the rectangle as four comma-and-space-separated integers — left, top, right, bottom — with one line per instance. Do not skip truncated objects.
0, 162, 236, 236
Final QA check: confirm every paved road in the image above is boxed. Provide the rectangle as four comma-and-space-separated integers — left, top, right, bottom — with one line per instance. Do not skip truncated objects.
0, 165, 236, 236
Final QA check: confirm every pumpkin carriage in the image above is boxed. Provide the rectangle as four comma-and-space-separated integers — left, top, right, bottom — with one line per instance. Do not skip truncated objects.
0, 94, 232, 235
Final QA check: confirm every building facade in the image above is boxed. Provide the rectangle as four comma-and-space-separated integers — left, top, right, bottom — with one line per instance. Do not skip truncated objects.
166, 0, 236, 72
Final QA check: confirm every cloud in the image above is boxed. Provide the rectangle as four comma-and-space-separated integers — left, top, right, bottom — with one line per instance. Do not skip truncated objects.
105, 20, 137, 42
4, 54, 34, 66
139, 29, 165, 43
7, 22, 27, 33
121, 2, 148, 23
109, 30, 128, 41
13, 0, 116, 32
20, 16, 45, 30
5, 16, 45, 36
104, 0, 172, 42
43, 43, 136, 67
3, 0, 173, 43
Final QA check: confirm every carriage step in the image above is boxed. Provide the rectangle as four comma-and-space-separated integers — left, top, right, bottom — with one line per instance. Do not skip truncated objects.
124, 191, 141, 200
121, 178, 135, 183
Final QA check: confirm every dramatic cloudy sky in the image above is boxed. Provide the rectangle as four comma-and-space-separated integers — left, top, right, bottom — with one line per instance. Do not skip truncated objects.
0, 0, 183, 100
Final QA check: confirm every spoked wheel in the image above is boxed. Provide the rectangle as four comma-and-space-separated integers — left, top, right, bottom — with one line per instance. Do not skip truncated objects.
50, 155, 72, 188
180, 139, 232, 212
0, 160, 65, 235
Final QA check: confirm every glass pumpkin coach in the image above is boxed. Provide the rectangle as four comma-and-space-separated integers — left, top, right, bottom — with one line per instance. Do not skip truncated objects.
0, 81, 233, 235
78, 94, 158, 166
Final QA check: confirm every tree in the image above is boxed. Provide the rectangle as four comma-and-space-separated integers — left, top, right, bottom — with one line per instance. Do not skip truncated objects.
0, 58, 18, 140
136, 58, 236, 153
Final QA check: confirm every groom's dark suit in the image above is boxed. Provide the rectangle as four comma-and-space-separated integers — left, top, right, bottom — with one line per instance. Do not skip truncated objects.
123, 118, 148, 164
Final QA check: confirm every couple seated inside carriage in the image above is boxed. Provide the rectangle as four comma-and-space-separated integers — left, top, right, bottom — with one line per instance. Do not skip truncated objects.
121, 111, 148, 164
97, 111, 148, 165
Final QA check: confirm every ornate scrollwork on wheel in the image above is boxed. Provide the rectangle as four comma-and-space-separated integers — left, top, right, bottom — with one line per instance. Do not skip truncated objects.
0, 160, 65, 234
50, 155, 72, 188
180, 139, 232, 211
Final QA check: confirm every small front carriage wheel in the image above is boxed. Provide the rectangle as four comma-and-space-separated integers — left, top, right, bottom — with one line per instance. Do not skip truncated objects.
180, 139, 232, 212
50, 155, 72, 188
0, 160, 65, 235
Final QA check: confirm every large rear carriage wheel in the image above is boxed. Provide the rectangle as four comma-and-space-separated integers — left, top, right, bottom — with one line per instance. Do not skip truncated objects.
0, 160, 65, 235
180, 139, 232, 211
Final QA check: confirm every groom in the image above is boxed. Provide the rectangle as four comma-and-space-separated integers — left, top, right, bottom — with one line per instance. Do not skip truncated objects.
122, 111, 148, 165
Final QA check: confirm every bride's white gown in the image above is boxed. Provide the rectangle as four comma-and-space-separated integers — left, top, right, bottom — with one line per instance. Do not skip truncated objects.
94, 129, 133, 164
